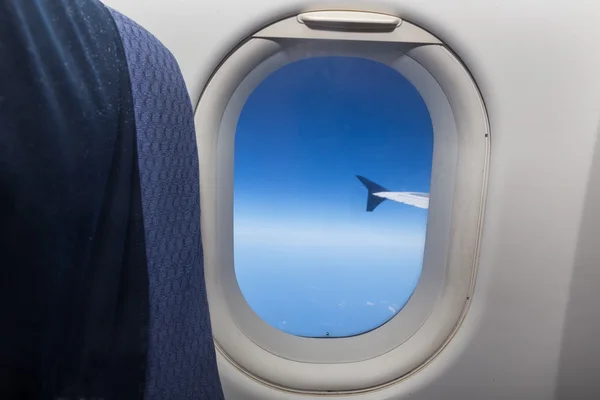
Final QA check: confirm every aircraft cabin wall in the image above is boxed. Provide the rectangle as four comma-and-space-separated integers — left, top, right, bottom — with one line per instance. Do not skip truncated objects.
102, 0, 600, 399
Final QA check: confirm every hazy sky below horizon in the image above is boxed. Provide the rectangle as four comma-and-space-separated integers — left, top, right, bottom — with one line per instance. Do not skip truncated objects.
233, 56, 433, 337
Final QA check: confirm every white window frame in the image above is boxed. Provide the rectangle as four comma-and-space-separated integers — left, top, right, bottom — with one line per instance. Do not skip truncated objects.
195, 11, 489, 393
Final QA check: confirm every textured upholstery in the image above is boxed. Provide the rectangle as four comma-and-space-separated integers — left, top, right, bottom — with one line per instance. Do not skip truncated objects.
0, 0, 221, 396
108, 9, 224, 400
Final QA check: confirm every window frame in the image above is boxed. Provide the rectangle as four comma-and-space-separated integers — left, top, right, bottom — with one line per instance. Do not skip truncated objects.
195, 12, 489, 393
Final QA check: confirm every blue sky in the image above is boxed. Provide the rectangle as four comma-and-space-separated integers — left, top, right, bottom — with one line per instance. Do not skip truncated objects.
234, 56, 433, 337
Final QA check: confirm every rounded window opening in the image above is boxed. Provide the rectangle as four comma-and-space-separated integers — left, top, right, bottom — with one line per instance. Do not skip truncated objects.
233, 56, 433, 338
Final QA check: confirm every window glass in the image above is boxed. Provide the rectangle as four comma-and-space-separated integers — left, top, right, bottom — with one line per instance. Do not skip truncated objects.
234, 57, 433, 338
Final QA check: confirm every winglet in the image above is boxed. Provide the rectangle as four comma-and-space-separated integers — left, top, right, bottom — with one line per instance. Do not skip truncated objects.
356, 175, 388, 212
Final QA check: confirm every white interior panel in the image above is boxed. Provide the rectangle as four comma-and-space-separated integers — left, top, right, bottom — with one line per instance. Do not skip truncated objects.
101, 0, 600, 398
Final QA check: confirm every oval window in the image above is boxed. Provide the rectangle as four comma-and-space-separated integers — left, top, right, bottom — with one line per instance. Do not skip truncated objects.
234, 56, 434, 338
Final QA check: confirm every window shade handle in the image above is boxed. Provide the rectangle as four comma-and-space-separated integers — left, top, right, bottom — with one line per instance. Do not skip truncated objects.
297, 11, 402, 32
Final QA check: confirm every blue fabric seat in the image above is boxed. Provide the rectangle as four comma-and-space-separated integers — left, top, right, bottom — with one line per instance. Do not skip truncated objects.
108, 8, 224, 400
0, 0, 223, 398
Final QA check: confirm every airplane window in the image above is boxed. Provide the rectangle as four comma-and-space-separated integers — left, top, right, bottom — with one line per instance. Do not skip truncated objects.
234, 56, 433, 338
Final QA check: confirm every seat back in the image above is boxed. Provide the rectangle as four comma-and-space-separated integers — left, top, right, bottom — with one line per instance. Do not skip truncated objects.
108, 9, 224, 400
0, 0, 222, 397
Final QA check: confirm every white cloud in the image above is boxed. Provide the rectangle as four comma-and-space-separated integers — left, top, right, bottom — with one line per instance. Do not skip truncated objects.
366, 301, 375, 306
234, 217, 426, 250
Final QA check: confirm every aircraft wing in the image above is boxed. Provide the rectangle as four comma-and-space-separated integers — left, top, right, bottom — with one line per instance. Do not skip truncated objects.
373, 191, 429, 209
356, 175, 429, 211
